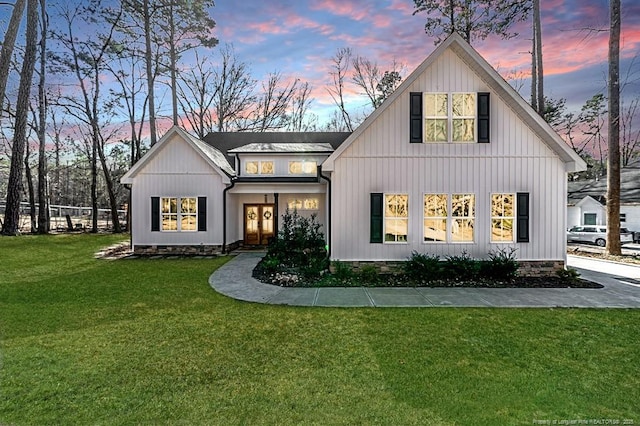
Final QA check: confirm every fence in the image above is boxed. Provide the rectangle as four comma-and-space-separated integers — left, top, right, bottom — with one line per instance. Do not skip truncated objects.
0, 202, 127, 232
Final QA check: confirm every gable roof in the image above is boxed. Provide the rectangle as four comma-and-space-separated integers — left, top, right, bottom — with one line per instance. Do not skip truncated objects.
568, 166, 640, 205
323, 32, 586, 173
121, 126, 234, 184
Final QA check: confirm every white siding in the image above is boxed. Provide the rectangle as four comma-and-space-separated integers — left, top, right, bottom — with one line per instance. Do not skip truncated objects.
330, 48, 569, 262
130, 135, 226, 247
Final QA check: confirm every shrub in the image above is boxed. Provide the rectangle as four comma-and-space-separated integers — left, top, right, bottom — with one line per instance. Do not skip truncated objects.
265, 208, 326, 269
403, 251, 443, 282
444, 251, 481, 281
358, 265, 381, 285
480, 247, 519, 281
556, 267, 581, 284
331, 261, 355, 285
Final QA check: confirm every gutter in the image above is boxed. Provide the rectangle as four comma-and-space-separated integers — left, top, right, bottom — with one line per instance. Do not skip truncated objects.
124, 184, 132, 250
318, 165, 332, 259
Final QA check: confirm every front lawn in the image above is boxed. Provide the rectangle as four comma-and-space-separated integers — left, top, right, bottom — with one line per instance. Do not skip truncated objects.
1, 234, 639, 425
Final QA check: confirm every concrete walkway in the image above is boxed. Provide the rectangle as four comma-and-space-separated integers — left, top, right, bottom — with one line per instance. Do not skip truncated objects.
209, 253, 640, 308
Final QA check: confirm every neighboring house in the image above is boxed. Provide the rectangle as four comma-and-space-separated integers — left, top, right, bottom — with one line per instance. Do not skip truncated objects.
121, 33, 586, 274
567, 164, 640, 232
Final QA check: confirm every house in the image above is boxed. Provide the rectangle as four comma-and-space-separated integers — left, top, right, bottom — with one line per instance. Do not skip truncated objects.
567, 164, 640, 232
121, 33, 586, 275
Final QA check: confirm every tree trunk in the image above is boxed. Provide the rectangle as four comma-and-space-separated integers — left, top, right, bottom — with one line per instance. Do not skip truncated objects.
24, 145, 37, 233
96, 137, 122, 233
37, 0, 49, 234
0, 0, 26, 117
169, 2, 178, 126
534, 0, 544, 116
607, 0, 621, 255
144, 0, 157, 146
91, 137, 98, 233
2, 0, 38, 236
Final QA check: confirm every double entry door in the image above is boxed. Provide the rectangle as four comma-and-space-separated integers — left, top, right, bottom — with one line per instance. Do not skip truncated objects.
244, 204, 275, 246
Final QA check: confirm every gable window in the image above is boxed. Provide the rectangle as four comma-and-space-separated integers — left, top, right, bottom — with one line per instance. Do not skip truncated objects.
491, 194, 515, 242
584, 213, 597, 225
412, 92, 489, 143
245, 161, 274, 175
385, 194, 408, 243
161, 197, 197, 231
451, 194, 475, 242
424, 93, 476, 143
424, 194, 447, 242
289, 161, 317, 175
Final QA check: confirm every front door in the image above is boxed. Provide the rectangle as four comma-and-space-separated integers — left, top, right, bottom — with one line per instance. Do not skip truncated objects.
244, 204, 275, 245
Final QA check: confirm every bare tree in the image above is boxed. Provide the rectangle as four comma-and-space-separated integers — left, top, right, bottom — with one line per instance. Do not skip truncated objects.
287, 81, 316, 132
621, 97, 640, 166
579, 94, 608, 174
176, 51, 218, 138
412, 0, 530, 45
2, 0, 38, 235
36, 0, 48, 233
245, 72, 299, 132
327, 47, 354, 132
0, 0, 26, 117
606, 0, 621, 255
51, 0, 123, 232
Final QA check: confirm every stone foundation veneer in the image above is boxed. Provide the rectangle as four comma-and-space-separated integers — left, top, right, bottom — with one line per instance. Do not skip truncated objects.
133, 241, 241, 256
331, 260, 565, 278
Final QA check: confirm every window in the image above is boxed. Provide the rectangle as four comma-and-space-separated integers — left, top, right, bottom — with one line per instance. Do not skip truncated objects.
161, 197, 197, 231
584, 213, 597, 225
491, 194, 515, 242
620, 213, 626, 223
423, 193, 475, 243
288, 161, 317, 175
451, 194, 475, 242
385, 194, 408, 242
424, 194, 447, 242
287, 198, 319, 211
423, 93, 476, 143
245, 161, 274, 175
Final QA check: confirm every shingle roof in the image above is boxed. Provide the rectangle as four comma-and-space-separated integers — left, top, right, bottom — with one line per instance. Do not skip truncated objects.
568, 166, 640, 205
228, 143, 334, 153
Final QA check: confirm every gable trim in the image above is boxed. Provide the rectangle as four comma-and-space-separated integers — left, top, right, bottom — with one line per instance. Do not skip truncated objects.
121, 126, 233, 184
322, 33, 586, 172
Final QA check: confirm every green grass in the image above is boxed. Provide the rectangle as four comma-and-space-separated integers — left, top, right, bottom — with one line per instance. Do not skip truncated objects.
1, 234, 639, 425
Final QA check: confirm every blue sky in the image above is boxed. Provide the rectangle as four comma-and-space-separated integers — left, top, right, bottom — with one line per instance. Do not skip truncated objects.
210, 0, 640, 122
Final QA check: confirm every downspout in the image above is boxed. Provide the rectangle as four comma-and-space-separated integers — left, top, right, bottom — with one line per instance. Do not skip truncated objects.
222, 177, 237, 254
318, 166, 331, 259
124, 184, 132, 250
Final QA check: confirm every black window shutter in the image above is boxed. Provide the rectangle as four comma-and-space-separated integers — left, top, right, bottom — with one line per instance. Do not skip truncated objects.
410, 92, 423, 143
370, 193, 383, 243
516, 192, 529, 242
477, 92, 490, 143
198, 197, 207, 231
151, 197, 160, 232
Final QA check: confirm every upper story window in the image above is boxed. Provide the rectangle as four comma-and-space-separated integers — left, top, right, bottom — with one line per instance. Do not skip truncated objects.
245, 161, 274, 175
289, 161, 317, 175
410, 92, 489, 144
424, 93, 476, 143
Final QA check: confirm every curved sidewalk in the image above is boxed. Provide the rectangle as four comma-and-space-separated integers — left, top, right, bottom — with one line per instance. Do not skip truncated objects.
209, 253, 640, 308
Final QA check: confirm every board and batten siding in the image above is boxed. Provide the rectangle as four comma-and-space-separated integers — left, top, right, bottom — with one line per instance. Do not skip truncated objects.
330, 49, 569, 262
130, 134, 226, 248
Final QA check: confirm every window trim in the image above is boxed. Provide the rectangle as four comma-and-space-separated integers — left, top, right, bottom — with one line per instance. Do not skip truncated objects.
490, 193, 515, 243
288, 160, 317, 175
160, 196, 198, 232
384, 193, 409, 244
423, 92, 477, 144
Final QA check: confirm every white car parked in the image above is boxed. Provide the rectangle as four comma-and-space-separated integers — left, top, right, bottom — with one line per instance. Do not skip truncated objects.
566, 225, 634, 247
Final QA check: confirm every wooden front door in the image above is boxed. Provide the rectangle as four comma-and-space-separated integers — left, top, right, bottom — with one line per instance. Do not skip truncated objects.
244, 204, 275, 245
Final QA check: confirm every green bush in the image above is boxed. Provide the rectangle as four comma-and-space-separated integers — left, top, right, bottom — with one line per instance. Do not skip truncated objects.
403, 251, 443, 282
480, 247, 519, 281
331, 261, 355, 284
358, 265, 381, 285
445, 251, 481, 281
556, 267, 581, 284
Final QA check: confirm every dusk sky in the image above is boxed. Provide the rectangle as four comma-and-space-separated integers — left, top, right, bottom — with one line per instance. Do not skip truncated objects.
210, 0, 640, 124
